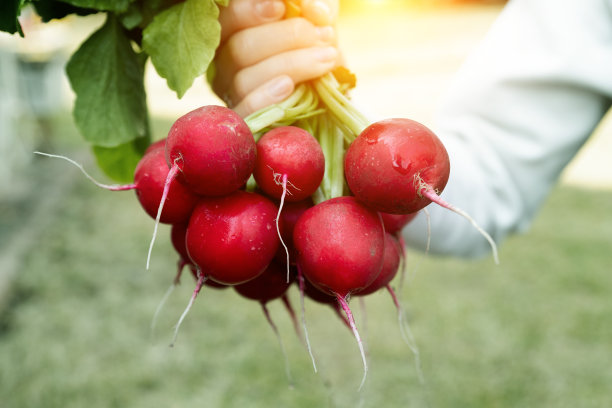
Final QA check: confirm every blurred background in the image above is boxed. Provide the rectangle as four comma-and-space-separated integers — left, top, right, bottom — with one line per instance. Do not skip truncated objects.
1, 1, 611, 407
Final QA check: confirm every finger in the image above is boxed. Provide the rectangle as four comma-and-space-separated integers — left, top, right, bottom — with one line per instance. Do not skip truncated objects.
231, 46, 339, 102
232, 75, 295, 117
300, 0, 339, 26
218, 0, 286, 43
219, 17, 336, 73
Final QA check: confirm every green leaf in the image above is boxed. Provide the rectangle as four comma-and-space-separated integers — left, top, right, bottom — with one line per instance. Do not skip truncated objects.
215, 0, 229, 7
92, 136, 149, 182
60, 0, 134, 13
119, 2, 143, 29
0, 0, 25, 36
66, 14, 149, 148
33, 0, 96, 22
142, 0, 221, 98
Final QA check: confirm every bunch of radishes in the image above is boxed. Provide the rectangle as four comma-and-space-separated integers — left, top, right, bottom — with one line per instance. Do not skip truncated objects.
38, 69, 497, 390
126, 89, 474, 388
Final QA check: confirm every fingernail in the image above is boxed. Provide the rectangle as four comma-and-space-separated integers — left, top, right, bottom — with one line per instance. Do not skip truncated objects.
255, 0, 285, 20
267, 76, 294, 98
315, 26, 335, 42
315, 46, 338, 62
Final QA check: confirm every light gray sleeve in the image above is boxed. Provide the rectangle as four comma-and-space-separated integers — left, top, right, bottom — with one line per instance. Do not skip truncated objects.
402, 0, 612, 258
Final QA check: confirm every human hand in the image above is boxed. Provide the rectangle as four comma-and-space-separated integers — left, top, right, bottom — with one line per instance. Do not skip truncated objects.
213, 0, 340, 117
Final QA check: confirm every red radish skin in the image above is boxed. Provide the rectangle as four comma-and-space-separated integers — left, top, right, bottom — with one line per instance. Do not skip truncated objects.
166, 105, 256, 196
171, 223, 190, 264
144, 138, 167, 154
186, 191, 280, 285
380, 212, 418, 235
171, 224, 229, 290
356, 233, 402, 297
294, 196, 385, 297
134, 148, 199, 224
345, 118, 450, 215
234, 261, 294, 303
253, 126, 325, 202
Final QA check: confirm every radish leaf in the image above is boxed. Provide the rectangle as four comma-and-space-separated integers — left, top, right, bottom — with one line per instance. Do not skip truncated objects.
0, 0, 25, 36
61, 0, 133, 13
93, 137, 150, 183
66, 14, 149, 148
142, 0, 221, 98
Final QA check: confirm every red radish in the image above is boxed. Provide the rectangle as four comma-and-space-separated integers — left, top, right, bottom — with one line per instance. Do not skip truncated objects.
253, 126, 325, 202
234, 260, 295, 303
380, 212, 418, 235
144, 138, 166, 154
186, 191, 280, 285
345, 118, 449, 215
171, 223, 229, 290
355, 233, 402, 297
133, 147, 199, 225
165, 105, 256, 196
345, 118, 498, 263
171, 222, 190, 266
294, 196, 385, 297
293, 196, 385, 389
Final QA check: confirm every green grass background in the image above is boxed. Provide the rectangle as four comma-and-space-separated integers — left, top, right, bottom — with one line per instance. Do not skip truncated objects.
1, 117, 611, 408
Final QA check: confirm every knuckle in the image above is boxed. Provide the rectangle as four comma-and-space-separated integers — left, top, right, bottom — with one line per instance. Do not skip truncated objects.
225, 34, 251, 68
287, 17, 314, 44
232, 71, 249, 102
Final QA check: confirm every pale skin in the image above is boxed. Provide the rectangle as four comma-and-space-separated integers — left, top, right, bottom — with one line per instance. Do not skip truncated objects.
213, 0, 341, 117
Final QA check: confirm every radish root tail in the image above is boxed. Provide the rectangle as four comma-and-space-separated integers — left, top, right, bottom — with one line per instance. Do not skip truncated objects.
417, 178, 499, 264
34, 151, 137, 191
281, 294, 304, 345
261, 302, 294, 388
386, 284, 426, 386
336, 293, 368, 391
170, 270, 206, 347
297, 269, 318, 373
276, 174, 291, 282
146, 161, 180, 270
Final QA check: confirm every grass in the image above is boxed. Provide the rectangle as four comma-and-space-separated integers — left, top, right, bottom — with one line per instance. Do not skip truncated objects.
1, 119, 611, 408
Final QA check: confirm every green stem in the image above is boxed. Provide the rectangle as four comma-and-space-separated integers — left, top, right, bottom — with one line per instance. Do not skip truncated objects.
313, 74, 370, 139
242, 70, 370, 203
